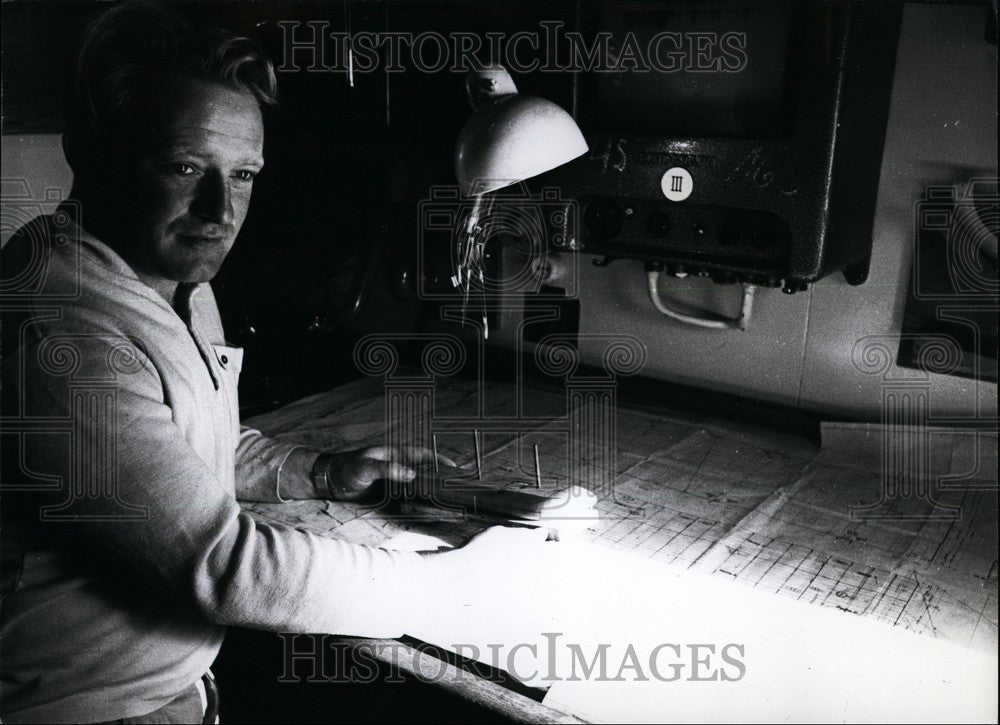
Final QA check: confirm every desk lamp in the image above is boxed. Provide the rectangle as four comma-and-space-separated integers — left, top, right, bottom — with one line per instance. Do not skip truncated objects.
455, 66, 588, 196
451, 66, 587, 337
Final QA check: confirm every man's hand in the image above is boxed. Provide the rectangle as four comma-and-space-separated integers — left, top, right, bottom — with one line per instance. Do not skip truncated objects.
322, 446, 455, 501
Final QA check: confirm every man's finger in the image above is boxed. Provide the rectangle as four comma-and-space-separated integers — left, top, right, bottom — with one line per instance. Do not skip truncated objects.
354, 459, 412, 484
401, 447, 458, 470
366, 446, 437, 466
398, 447, 437, 464
364, 446, 392, 462
377, 461, 416, 482
369, 447, 460, 471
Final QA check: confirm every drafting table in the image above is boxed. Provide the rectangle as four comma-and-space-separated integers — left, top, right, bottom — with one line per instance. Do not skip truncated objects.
243, 373, 998, 723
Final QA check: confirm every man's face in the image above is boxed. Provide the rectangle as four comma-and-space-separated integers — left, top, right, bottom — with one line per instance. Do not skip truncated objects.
129, 77, 264, 284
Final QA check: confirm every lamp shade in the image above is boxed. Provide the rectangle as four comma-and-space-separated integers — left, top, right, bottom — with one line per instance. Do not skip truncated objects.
455, 94, 588, 196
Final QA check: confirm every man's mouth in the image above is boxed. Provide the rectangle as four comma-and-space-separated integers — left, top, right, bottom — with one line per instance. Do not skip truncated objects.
178, 233, 227, 245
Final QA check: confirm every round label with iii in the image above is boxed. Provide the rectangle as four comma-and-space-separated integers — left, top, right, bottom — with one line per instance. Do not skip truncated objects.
661, 167, 693, 202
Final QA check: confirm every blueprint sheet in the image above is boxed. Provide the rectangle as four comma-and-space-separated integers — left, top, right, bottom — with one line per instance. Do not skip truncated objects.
244, 377, 998, 653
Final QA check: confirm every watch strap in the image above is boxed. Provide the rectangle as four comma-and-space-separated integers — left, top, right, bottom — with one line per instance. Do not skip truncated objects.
310, 452, 338, 499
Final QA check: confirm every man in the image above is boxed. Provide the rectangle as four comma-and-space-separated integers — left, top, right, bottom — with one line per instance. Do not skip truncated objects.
0, 2, 548, 722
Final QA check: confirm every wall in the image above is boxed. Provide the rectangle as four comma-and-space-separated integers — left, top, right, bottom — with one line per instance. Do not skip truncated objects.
2, 3, 996, 419
490, 2, 998, 419
0, 135, 72, 245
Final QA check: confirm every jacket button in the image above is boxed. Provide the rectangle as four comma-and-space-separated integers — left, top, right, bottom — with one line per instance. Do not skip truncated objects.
220, 354, 229, 366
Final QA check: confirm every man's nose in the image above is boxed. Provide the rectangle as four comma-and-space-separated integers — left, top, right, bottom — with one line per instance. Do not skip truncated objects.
191, 171, 234, 226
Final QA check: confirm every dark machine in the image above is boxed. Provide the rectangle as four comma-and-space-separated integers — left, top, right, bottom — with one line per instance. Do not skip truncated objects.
543, 1, 903, 293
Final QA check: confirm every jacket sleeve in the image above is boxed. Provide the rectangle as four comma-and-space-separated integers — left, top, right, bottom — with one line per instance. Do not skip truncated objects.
14, 326, 429, 637
235, 426, 316, 502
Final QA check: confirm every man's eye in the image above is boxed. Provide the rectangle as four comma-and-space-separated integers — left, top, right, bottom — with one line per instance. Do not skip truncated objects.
170, 163, 196, 176
234, 170, 257, 182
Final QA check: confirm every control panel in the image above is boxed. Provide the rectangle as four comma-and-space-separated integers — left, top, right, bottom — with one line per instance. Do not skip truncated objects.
575, 196, 792, 287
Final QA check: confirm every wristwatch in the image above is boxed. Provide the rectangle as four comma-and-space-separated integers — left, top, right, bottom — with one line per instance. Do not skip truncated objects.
310, 452, 339, 500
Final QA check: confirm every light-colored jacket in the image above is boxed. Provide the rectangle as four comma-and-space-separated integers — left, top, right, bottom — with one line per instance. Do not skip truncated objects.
0, 210, 425, 723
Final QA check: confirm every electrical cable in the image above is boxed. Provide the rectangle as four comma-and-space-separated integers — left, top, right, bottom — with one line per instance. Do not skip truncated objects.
646, 269, 755, 331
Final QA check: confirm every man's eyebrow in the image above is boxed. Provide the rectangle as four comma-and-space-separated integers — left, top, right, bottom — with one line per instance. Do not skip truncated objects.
147, 146, 264, 168
148, 144, 211, 160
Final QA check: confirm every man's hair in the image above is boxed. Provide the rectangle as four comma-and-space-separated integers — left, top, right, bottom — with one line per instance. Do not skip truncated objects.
65, 0, 277, 150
